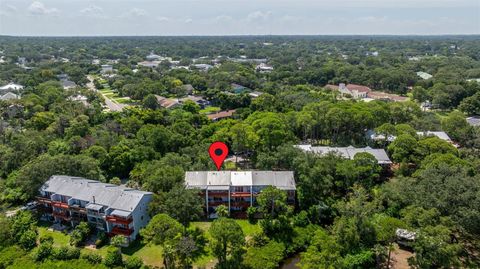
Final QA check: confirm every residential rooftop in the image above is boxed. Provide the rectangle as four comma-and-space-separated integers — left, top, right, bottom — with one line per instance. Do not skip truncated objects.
40, 175, 152, 212
296, 145, 392, 164
185, 171, 296, 190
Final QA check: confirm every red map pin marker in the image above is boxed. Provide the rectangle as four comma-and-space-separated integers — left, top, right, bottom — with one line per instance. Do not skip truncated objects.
209, 141, 229, 171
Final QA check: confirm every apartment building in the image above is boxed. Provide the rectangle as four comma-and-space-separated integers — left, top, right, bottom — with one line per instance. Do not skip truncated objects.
296, 145, 392, 165
36, 175, 153, 244
185, 171, 296, 218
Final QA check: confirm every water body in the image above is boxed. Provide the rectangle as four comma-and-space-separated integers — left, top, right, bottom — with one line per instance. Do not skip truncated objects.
280, 254, 300, 269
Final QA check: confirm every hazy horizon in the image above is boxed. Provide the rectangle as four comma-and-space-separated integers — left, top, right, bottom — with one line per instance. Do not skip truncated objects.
1, 0, 479, 36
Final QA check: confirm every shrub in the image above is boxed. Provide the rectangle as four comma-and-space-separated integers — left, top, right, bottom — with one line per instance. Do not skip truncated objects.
81, 252, 103, 264
34, 242, 53, 261
52, 246, 80, 260
247, 207, 257, 224
125, 256, 144, 269
95, 231, 108, 248
243, 241, 286, 269
104, 246, 123, 268
19, 229, 37, 250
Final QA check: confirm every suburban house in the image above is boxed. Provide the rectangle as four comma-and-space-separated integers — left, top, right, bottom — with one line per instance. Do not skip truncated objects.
248, 91, 264, 98
325, 83, 406, 102
180, 95, 210, 108
154, 95, 181, 109
0, 82, 24, 92
417, 71, 433, 80
0, 92, 20, 101
296, 145, 392, 165
100, 64, 113, 74
467, 117, 480, 127
192, 64, 213, 71
256, 63, 274, 73
325, 83, 370, 99
207, 109, 236, 121
185, 171, 296, 218
231, 83, 251, 94
368, 130, 454, 144
36, 175, 153, 245
0, 83, 24, 101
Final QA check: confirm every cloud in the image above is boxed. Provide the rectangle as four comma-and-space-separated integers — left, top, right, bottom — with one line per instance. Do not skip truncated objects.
213, 15, 233, 22
28, 1, 59, 15
246, 11, 272, 22
157, 16, 170, 22
0, 4, 17, 17
80, 5, 103, 14
120, 8, 147, 18
185, 18, 193, 23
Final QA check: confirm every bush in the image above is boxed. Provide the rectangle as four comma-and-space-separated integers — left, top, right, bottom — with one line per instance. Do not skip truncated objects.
81, 252, 103, 264
247, 207, 257, 224
70, 222, 91, 247
0, 246, 27, 268
33, 242, 53, 261
39, 235, 54, 245
19, 229, 37, 250
124, 256, 144, 269
95, 231, 108, 248
104, 247, 123, 268
52, 246, 80, 260
243, 241, 286, 269
293, 211, 310, 227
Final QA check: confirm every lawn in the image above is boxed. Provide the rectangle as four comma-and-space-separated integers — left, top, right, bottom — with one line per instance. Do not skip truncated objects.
35, 220, 259, 268
38, 226, 70, 247
199, 106, 221, 114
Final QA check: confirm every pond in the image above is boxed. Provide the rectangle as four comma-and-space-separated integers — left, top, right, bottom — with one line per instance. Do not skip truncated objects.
280, 254, 300, 269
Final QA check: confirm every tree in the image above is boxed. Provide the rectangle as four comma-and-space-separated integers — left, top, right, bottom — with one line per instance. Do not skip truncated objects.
104, 246, 123, 268
300, 229, 343, 269
216, 205, 229, 218
257, 186, 288, 219
209, 217, 245, 268
459, 91, 480, 116
371, 214, 406, 268
409, 225, 461, 268
149, 185, 204, 229
387, 134, 418, 163
243, 241, 286, 269
143, 94, 159, 110
124, 256, 143, 269
141, 214, 183, 269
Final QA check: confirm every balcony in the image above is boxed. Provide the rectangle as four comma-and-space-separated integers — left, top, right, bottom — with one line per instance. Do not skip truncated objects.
230, 201, 251, 208
36, 196, 52, 204
52, 201, 69, 209
111, 226, 134, 236
231, 192, 251, 198
69, 205, 87, 214
106, 215, 133, 225
53, 211, 71, 221
208, 201, 228, 206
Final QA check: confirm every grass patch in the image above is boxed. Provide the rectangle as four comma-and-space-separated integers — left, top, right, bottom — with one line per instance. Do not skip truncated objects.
199, 106, 221, 114
38, 227, 70, 247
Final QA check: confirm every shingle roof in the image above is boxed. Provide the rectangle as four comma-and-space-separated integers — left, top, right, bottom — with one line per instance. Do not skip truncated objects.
207, 110, 236, 120
466, 117, 480, 127
296, 145, 392, 164
185, 171, 296, 190
41, 175, 152, 212
416, 131, 451, 142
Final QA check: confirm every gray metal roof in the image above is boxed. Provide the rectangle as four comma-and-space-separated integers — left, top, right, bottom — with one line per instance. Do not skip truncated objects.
185, 171, 296, 190
296, 145, 392, 164
40, 175, 152, 212
86, 203, 103, 211
467, 117, 480, 127
111, 209, 131, 218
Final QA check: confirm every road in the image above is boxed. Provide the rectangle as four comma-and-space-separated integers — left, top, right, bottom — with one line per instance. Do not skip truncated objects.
86, 75, 127, 112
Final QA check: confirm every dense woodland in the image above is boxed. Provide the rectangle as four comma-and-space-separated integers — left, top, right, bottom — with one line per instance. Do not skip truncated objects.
0, 36, 479, 269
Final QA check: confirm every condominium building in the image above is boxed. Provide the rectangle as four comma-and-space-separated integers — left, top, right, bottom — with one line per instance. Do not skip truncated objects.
36, 175, 153, 244
185, 171, 296, 218
296, 145, 392, 165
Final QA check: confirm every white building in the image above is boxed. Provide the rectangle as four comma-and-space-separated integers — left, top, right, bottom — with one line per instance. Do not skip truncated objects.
417, 71, 433, 80
296, 145, 392, 165
101, 65, 113, 74
0, 82, 24, 91
37, 176, 153, 245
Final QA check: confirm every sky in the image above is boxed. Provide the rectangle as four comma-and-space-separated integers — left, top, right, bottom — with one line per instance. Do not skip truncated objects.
0, 0, 479, 36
